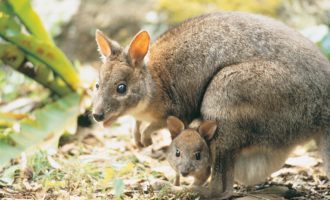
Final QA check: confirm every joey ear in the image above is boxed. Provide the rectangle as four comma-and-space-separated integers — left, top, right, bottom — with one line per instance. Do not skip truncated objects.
167, 116, 185, 140
128, 31, 150, 66
95, 30, 121, 62
198, 121, 217, 141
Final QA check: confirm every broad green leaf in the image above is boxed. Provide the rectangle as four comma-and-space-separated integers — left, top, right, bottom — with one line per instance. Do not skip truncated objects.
0, 4, 80, 91
0, 112, 29, 121
0, 42, 72, 96
0, 42, 24, 68
0, 93, 80, 166
0, 140, 23, 165
6, 0, 54, 44
26, 55, 72, 96
0, 164, 19, 186
0, 112, 29, 129
0, 2, 20, 33
0, 33, 80, 90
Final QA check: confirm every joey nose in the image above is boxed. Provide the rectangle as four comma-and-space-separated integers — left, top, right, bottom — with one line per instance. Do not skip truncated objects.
93, 112, 104, 122
181, 171, 189, 177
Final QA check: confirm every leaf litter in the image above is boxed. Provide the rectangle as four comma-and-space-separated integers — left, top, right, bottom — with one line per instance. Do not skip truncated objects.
0, 116, 329, 199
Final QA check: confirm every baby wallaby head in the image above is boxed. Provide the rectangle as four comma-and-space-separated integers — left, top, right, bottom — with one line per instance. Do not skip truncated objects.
92, 30, 152, 126
166, 116, 217, 177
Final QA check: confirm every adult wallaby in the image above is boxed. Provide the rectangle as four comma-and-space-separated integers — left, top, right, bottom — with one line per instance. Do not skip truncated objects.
92, 12, 330, 198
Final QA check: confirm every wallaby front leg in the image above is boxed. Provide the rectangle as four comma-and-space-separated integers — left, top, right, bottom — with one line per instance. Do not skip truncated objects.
141, 122, 166, 146
208, 145, 236, 198
133, 120, 143, 148
174, 173, 180, 186
221, 150, 236, 198
208, 144, 224, 196
192, 167, 210, 186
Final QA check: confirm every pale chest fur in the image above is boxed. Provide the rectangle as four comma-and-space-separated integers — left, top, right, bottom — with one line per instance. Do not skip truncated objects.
126, 100, 156, 122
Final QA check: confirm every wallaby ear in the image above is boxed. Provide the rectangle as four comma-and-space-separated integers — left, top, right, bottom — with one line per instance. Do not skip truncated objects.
95, 30, 112, 60
95, 30, 121, 63
167, 116, 185, 140
128, 31, 150, 66
198, 121, 217, 141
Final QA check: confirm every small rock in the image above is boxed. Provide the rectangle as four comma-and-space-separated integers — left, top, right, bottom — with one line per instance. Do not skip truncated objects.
286, 156, 318, 168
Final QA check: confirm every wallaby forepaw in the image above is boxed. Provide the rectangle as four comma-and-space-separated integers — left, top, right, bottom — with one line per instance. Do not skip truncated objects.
141, 136, 152, 147
133, 139, 144, 149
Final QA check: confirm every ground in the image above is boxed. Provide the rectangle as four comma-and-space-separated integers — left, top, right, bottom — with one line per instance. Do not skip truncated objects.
0, 116, 329, 200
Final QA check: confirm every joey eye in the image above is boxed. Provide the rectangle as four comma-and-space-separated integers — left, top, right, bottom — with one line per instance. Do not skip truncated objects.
175, 149, 180, 157
195, 152, 201, 160
117, 83, 127, 94
95, 82, 99, 89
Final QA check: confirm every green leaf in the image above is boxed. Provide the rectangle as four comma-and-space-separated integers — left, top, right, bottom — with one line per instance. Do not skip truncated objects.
0, 93, 81, 166
6, 0, 54, 44
0, 112, 29, 129
113, 178, 124, 197
320, 33, 330, 59
26, 55, 73, 96
0, 42, 25, 67
0, 2, 20, 33
0, 164, 19, 186
0, 42, 72, 96
0, 32, 80, 91
0, 3, 80, 91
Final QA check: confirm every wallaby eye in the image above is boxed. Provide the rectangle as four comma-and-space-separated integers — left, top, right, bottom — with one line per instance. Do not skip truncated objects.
195, 152, 201, 160
117, 83, 127, 94
95, 82, 99, 90
175, 149, 180, 157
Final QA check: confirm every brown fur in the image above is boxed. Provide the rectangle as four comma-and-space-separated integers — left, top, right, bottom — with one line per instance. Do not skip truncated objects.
166, 117, 215, 186
93, 12, 330, 198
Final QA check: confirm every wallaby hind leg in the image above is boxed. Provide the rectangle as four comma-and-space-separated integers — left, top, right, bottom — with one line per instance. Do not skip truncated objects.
235, 146, 292, 185
319, 131, 330, 178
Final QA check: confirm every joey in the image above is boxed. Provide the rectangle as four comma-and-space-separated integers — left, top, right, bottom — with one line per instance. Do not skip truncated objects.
166, 116, 216, 186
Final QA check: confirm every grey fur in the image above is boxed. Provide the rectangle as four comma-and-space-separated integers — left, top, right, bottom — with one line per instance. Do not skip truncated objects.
93, 12, 330, 198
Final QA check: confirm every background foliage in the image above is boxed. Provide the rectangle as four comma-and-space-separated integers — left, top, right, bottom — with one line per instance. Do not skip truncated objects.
0, 0, 81, 166
158, 0, 282, 23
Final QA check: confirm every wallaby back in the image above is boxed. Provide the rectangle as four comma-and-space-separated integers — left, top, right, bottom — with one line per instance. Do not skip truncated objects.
148, 12, 330, 124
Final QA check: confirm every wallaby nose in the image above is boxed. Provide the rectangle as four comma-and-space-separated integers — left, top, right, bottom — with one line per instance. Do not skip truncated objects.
181, 171, 189, 177
93, 112, 104, 122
